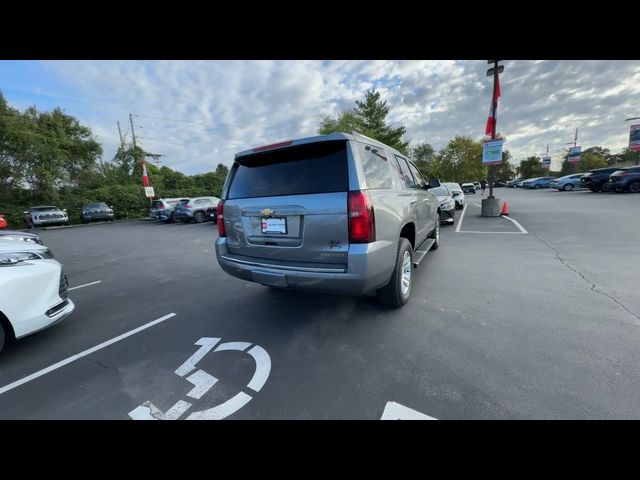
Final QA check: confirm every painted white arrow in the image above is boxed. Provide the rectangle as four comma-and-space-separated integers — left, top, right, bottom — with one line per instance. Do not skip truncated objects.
381, 401, 437, 420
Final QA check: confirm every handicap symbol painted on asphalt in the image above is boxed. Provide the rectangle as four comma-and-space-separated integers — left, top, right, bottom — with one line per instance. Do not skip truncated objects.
128, 337, 271, 420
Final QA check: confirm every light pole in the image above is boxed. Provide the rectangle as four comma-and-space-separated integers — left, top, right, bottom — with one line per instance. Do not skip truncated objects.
624, 117, 640, 165
486, 60, 504, 199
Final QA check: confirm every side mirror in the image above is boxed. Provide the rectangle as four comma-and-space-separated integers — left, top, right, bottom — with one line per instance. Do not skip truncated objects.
453, 192, 460, 197
427, 178, 441, 189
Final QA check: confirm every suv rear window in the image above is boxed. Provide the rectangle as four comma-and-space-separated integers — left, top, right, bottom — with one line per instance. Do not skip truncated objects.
228, 141, 348, 199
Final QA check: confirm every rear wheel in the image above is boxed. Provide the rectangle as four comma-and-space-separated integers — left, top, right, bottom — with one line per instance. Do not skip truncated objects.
376, 238, 413, 308
534, 184, 541, 189
563, 184, 574, 191
629, 181, 640, 193
194, 211, 206, 223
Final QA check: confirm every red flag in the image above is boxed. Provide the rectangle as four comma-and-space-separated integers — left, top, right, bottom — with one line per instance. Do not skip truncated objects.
141, 157, 150, 187
485, 75, 501, 136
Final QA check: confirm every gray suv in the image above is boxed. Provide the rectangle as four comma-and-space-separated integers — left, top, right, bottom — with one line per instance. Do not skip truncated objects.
215, 132, 442, 307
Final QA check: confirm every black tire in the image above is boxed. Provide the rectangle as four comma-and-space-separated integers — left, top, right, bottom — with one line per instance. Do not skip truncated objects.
0, 324, 5, 355
563, 184, 574, 191
376, 238, 413, 308
194, 211, 206, 223
629, 181, 640, 193
428, 214, 440, 250
534, 184, 541, 189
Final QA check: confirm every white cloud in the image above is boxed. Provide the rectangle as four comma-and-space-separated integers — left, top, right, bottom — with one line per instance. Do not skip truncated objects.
17, 60, 640, 174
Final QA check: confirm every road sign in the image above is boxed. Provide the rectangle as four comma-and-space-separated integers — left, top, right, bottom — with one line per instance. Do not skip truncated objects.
486, 65, 504, 76
542, 156, 551, 169
483, 140, 504, 165
144, 186, 155, 198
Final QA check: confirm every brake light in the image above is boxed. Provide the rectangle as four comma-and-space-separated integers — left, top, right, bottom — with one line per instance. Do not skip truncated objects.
348, 191, 375, 243
252, 140, 293, 152
184, 204, 192, 209
217, 201, 226, 237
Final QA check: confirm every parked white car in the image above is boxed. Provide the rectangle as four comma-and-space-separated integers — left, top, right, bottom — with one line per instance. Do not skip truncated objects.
0, 239, 74, 353
444, 182, 465, 209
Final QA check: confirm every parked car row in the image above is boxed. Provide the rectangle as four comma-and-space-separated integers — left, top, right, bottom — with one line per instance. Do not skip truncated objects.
506, 165, 640, 193
150, 196, 220, 223
20, 203, 115, 228
0, 230, 74, 354
582, 166, 640, 193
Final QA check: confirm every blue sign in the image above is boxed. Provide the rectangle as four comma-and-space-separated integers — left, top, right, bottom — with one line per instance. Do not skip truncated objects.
483, 140, 504, 165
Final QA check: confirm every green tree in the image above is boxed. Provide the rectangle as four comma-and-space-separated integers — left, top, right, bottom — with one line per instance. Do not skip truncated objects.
518, 156, 546, 179
432, 136, 485, 183
318, 89, 409, 154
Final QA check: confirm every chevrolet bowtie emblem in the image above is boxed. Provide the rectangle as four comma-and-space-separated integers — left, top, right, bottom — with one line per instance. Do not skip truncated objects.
261, 208, 274, 217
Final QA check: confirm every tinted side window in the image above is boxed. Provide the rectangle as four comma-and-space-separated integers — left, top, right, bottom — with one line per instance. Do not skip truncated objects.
394, 155, 416, 188
357, 143, 392, 189
408, 161, 426, 188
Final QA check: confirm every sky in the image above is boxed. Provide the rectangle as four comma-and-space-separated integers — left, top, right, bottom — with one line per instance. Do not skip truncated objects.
1, 60, 639, 174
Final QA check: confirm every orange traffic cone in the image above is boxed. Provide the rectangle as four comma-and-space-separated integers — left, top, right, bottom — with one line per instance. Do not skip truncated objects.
501, 201, 509, 216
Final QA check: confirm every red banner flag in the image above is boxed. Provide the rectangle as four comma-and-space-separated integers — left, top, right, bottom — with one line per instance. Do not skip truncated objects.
141, 157, 150, 187
485, 75, 501, 137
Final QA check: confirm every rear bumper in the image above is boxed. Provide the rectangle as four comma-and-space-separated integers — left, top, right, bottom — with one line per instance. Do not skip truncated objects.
215, 238, 395, 295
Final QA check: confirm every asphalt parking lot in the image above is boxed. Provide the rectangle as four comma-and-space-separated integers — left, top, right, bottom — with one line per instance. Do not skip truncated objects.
1, 187, 640, 419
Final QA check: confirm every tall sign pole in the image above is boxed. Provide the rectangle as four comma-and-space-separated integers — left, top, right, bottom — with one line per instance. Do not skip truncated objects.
481, 60, 504, 217
485, 60, 504, 198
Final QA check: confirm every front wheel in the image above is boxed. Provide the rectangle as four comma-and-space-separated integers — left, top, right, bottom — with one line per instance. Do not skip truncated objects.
194, 211, 206, 223
563, 184, 574, 191
534, 184, 541, 189
376, 238, 413, 308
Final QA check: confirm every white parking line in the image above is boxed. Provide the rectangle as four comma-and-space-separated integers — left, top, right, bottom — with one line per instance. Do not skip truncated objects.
381, 401, 437, 420
68, 280, 102, 291
501, 215, 528, 234
473, 202, 482, 207
0, 313, 177, 396
455, 203, 468, 232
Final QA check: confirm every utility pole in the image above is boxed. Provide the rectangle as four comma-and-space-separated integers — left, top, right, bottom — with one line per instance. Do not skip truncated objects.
481, 60, 504, 217
129, 113, 138, 149
117, 121, 125, 149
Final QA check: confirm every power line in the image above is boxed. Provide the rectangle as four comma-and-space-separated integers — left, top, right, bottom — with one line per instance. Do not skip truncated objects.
131, 113, 231, 127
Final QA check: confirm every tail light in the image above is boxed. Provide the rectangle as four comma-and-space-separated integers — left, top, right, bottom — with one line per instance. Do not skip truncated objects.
217, 201, 226, 237
348, 191, 375, 243
184, 204, 193, 209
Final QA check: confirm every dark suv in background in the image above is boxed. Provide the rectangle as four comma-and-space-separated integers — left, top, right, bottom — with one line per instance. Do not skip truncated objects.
580, 167, 621, 192
605, 166, 640, 193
